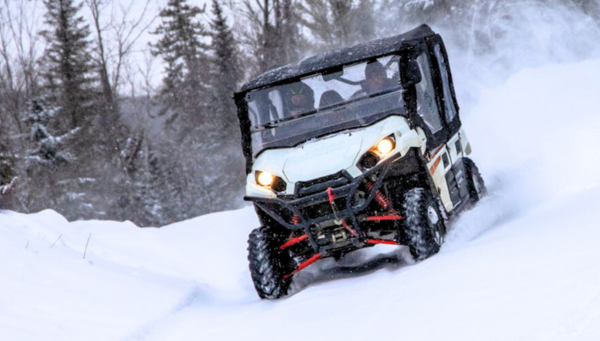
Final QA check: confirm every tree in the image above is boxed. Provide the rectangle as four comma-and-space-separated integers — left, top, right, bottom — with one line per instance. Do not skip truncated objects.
203, 0, 246, 214
149, 0, 225, 222
0, 0, 43, 136
237, 0, 304, 75
279, 0, 302, 66
150, 0, 210, 127
25, 98, 77, 169
209, 0, 242, 134
41, 0, 95, 130
83, 0, 164, 224
0, 132, 18, 209
0, 1, 44, 208
21, 97, 78, 212
37, 0, 128, 221
298, 0, 375, 51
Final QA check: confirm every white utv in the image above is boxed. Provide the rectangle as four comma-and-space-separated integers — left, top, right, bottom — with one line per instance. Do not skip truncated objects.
234, 25, 486, 299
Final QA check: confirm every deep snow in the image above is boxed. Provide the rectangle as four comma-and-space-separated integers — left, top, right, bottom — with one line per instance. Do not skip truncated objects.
2, 59, 600, 340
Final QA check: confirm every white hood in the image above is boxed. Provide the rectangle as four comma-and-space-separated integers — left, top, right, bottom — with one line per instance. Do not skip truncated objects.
249, 116, 417, 193
282, 132, 364, 182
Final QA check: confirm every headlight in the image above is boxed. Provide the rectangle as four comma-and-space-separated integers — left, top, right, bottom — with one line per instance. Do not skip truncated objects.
255, 171, 287, 193
257, 171, 274, 186
358, 134, 396, 170
376, 137, 394, 156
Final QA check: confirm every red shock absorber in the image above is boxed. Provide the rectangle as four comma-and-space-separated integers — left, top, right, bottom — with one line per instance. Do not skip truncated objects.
291, 214, 301, 225
365, 182, 391, 210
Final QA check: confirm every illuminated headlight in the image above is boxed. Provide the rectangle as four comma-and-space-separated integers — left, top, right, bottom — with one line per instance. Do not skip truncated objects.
376, 137, 395, 156
358, 134, 396, 170
255, 171, 287, 193
257, 171, 274, 186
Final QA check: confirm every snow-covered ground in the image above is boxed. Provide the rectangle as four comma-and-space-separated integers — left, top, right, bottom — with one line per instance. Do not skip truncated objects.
3, 59, 600, 340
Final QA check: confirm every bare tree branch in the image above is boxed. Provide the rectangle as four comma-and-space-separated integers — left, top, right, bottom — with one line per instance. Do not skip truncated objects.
85, 0, 158, 97
0, 0, 43, 135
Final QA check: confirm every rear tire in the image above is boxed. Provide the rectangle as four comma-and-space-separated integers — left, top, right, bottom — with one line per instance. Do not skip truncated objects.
401, 188, 445, 261
464, 158, 487, 204
247, 226, 293, 299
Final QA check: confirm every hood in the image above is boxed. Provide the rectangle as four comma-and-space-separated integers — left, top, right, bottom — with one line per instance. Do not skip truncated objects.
282, 132, 364, 182
251, 116, 410, 184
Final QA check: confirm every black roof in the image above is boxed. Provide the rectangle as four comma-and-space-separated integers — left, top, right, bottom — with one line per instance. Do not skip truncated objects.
239, 24, 436, 93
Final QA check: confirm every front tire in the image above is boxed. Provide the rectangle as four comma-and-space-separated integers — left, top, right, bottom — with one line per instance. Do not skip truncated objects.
401, 188, 445, 261
247, 226, 293, 299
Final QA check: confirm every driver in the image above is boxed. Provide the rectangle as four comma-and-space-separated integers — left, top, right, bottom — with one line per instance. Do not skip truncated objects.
286, 82, 315, 118
363, 61, 395, 95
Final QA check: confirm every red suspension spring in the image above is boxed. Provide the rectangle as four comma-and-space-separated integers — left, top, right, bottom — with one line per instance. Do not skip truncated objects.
365, 182, 390, 210
291, 214, 301, 225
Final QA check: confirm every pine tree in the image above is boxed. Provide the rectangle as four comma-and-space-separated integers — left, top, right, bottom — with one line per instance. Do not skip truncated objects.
37, 0, 128, 222
25, 98, 76, 169
41, 0, 95, 130
206, 0, 246, 215
150, 0, 210, 127
149, 0, 214, 223
22, 97, 79, 213
209, 0, 241, 134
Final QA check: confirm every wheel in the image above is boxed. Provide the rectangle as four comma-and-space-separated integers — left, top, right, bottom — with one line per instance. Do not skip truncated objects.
400, 188, 446, 261
247, 226, 293, 299
464, 158, 487, 204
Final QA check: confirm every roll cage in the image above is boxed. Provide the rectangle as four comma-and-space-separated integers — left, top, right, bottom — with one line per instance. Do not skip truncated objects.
235, 24, 462, 173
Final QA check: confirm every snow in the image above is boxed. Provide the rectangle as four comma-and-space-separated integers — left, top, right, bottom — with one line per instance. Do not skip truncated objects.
3, 59, 600, 340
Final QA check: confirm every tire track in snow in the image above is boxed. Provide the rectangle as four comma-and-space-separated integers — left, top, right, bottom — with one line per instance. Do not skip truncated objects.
125, 282, 210, 341
290, 246, 414, 295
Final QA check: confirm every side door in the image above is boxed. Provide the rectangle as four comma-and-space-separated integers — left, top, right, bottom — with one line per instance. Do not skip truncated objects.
412, 46, 447, 150
410, 45, 456, 212
430, 39, 469, 208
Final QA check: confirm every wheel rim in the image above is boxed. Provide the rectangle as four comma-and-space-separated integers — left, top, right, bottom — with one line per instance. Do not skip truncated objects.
427, 206, 439, 225
427, 205, 443, 246
472, 173, 481, 198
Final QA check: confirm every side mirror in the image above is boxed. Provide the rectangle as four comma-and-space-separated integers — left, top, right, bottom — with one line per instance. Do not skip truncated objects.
399, 56, 422, 87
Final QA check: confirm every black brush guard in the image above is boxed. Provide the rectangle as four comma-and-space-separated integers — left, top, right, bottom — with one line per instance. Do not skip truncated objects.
245, 154, 402, 252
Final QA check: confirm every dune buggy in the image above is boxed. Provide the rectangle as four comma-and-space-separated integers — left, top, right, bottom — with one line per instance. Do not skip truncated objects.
235, 24, 486, 299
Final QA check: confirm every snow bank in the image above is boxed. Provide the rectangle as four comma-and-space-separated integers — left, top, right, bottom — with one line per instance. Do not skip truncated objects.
0, 208, 258, 340
2, 59, 600, 340
443, 59, 600, 246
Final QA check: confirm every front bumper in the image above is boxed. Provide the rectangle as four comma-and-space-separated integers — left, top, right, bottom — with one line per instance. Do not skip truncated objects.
245, 154, 402, 253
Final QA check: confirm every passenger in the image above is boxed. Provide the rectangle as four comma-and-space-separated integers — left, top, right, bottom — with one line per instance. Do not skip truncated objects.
319, 90, 344, 109
286, 82, 315, 118
363, 61, 395, 95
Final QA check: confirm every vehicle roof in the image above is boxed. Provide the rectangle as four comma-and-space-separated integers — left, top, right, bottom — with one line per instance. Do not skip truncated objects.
238, 24, 436, 94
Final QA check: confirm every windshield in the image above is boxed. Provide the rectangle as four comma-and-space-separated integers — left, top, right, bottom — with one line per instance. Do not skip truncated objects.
245, 55, 406, 157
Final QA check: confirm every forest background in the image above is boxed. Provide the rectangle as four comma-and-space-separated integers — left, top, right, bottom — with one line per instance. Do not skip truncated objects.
1, 0, 598, 226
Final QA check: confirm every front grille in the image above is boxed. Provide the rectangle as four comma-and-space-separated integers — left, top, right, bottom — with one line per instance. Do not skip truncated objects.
302, 197, 348, 220
296, 170, 353, 197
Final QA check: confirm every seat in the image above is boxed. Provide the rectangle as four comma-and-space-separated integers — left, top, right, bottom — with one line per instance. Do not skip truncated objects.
319, 90, 344, 109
